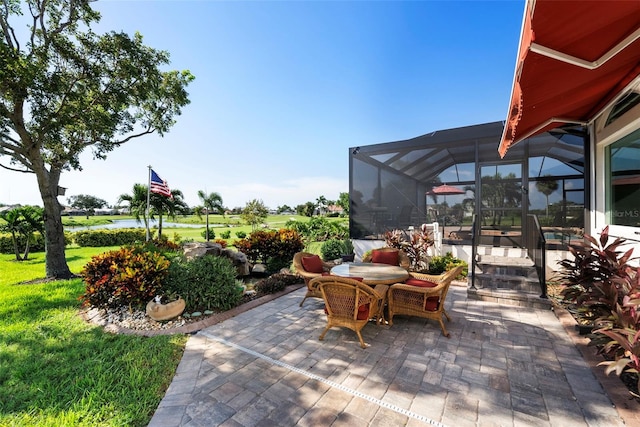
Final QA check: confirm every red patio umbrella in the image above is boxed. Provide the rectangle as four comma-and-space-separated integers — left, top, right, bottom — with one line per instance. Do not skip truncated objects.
426, 184, 465, 228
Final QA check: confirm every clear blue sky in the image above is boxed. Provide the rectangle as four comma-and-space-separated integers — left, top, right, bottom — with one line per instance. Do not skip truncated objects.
2, 0, 524, 210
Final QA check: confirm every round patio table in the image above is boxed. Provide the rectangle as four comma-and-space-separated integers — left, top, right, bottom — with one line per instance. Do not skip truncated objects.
330, 262, 409, 286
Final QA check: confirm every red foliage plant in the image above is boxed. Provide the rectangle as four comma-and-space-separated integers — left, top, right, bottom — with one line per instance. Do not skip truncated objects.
80, 246, 170, 309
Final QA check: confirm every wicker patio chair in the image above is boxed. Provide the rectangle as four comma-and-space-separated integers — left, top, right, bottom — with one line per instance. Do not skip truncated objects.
362, 247, 411, 271
311, 275, 385, 349
293, 252, 333, 307
387, 265, 464, 337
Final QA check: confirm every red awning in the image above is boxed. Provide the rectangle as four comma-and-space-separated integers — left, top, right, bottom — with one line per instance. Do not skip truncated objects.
498, 0, 640, 158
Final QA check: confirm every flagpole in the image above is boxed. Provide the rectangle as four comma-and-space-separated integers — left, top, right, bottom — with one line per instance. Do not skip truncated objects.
146, 165, 152, 241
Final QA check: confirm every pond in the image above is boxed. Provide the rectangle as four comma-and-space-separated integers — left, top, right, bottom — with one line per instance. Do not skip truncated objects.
66, 219, 207, 231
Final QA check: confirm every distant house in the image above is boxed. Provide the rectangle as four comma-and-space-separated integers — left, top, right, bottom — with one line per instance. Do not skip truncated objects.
326, 205, 344, 215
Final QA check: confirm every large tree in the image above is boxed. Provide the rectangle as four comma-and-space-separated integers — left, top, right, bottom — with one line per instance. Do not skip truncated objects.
0, 1, 194, 278
67, 194, 107, 218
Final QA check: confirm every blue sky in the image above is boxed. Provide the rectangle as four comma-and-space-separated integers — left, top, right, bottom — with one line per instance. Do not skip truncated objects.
2, 0, 524, 210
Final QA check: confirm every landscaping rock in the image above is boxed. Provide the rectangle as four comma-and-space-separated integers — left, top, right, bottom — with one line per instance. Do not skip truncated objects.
182, 242, 250, 276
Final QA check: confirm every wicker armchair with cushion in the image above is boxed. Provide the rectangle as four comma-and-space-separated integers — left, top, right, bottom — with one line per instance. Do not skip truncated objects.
311, 275, 385, 349
387, 265, 464, 337
362, 247, 410, 271
293, 252, 333, 307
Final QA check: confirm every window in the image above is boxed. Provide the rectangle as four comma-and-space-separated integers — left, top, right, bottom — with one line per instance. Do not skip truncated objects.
606, 128, 640, 227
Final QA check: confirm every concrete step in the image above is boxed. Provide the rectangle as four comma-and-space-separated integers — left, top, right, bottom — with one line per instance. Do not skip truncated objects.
467, 287, 552, 310
476, 254, 533, 267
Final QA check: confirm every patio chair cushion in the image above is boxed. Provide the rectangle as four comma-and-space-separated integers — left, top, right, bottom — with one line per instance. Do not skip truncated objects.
302, 255, 324, 273
405, 278, 440, 310
324, 302, 370, 319
371, 249, 399, 266
405, 278, 438, 288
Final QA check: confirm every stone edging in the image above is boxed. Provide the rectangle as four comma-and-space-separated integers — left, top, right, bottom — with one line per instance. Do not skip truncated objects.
81, 283, 305, 337
551, 302, 640, 427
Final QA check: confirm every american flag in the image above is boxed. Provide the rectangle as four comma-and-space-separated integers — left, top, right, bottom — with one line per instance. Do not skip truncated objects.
150, 169, 172, 198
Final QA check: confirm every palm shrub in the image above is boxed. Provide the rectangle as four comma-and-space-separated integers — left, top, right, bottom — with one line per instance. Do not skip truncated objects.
80, 246, 170, 309
164, 255, 242, 312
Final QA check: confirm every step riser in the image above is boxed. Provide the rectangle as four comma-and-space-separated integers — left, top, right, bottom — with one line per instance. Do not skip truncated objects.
478, 265, 538, 278
474, 275, 541, 293
467, 288, 551, 310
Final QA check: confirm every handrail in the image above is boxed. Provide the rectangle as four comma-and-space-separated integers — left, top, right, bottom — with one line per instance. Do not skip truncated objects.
470, 214, 477, 290
524, 214, 547, 298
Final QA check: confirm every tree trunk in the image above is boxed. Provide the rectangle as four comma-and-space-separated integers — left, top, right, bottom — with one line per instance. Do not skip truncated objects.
205, 209, 210, 241
34, 163, 73, 279
10, 231, 22, 261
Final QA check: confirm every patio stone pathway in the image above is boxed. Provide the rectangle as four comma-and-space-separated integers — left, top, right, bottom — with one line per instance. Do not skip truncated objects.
148, 285, 633, 426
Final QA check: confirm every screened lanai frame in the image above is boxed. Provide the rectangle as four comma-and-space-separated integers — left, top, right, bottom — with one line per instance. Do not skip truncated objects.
349, 121, 588, 248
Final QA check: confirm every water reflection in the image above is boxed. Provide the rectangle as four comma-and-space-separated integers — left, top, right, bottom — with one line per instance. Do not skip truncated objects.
66, 219, 206, 231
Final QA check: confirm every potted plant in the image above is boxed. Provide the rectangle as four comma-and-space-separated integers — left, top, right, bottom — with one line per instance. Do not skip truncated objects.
341, 238, 355, 262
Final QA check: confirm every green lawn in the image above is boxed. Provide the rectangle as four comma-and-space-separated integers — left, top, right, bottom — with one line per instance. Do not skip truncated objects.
0, 247, 187, 427
0, 214, 341, 426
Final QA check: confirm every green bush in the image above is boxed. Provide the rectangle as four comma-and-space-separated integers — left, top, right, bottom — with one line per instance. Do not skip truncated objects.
164, 255, 242, 312
73, 229, 147, 247
321, 238, 344, 261
0, 232, 47, 254
254, 273, 301, 296
80, 246, 170, 309
428, 252, 468, 279
201, 229, 215, 240
235, 230, 247, 239
285, 216, 348, 242
220, 230, 231, 239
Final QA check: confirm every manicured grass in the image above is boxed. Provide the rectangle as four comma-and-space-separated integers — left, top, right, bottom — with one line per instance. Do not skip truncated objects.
0, 248, 187, 427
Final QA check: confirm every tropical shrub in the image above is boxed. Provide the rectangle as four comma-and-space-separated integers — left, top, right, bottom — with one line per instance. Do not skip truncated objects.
254, 273, 301, 296
428, 252, 468, 279
220, 230, 231, 239
80, 246, 170, 309
596, 269, 640, 393
233, 229, 304, 271
558, 226, 640, 390
214, 238, 228, 248
559, 226, 636, 321
164, 255, 242, 312
321, 239, 344, 261
235, 230, 247, 239
150, 236, 181, 252
385, 225, 434, 272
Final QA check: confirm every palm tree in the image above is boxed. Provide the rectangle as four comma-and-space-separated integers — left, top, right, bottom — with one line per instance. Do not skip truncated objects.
118, 184, 150, 231
535, 177, 559, 217
197, 190, 224, 241
0, 205, 44, 260
149, 189, 189, 239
